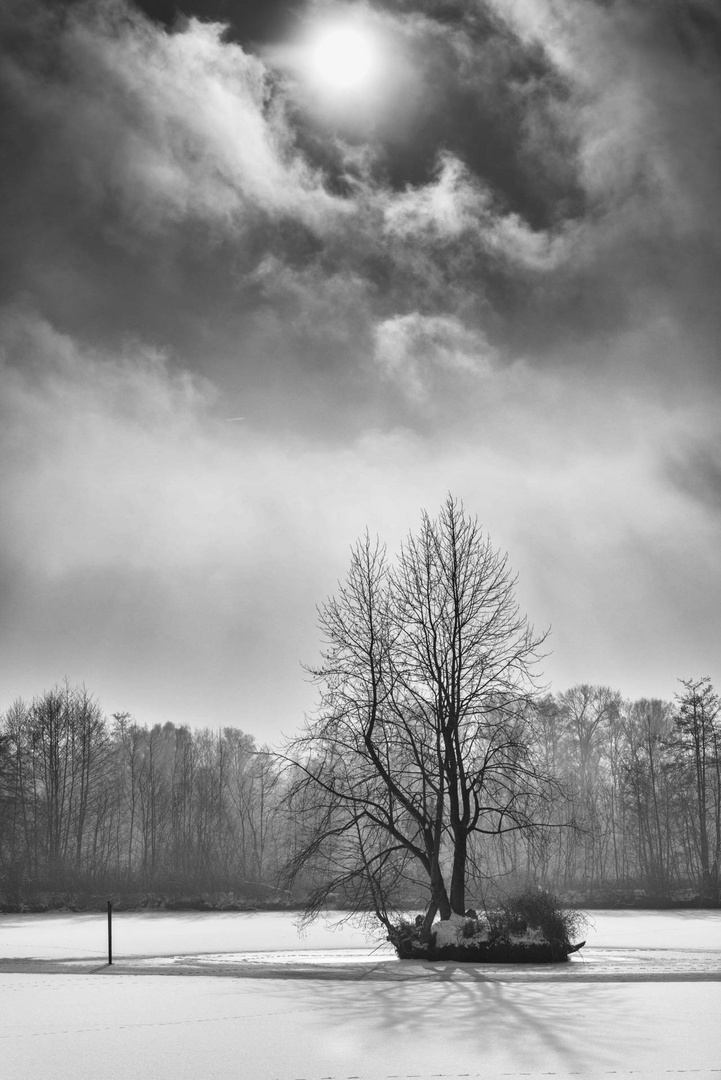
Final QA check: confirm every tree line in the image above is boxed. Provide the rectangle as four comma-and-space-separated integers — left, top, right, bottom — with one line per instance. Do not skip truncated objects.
490, 678, 720, 906
0, 679, 718, 910
0, 685, 285, 907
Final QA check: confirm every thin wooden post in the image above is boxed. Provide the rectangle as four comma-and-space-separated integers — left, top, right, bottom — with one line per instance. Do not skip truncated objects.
107, 900, 113, 966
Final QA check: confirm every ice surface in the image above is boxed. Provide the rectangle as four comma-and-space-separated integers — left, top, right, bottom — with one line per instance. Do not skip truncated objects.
1, 910, 721, 1079
2, 907, 720, 965
0, 909, 381, 959
585, 907, 721, 948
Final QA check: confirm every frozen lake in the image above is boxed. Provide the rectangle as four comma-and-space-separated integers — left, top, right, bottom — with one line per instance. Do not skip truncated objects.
1, 910, 720, 1079
1, 907, 720, 978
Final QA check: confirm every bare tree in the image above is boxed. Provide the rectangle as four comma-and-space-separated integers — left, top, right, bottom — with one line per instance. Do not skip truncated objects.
283, 496, 561, 938
670, 677, 720, 903
622, 698, 674, 898
557, 684, 622, 890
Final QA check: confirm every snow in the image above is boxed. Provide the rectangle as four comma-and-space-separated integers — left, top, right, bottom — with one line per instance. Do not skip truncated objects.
1, 910, 721, 1079
0, 909, 378, 960
432, 910, 474, 946
430, 911, 548, 947
2, 907, 720, 962
585, 907, 721, 949
2, 971, 721, 1079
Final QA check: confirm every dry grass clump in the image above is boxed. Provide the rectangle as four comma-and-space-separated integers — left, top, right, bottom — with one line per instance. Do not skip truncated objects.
498, 886, 586, 946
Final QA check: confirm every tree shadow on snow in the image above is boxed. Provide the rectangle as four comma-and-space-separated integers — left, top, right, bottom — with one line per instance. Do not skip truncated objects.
302, 969, 648, 1073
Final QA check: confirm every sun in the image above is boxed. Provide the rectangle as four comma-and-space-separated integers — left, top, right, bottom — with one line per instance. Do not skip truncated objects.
308, 23, 377, 91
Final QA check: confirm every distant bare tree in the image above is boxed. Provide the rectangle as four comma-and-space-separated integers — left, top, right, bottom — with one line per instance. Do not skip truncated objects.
0, 685, 109, 891
670, 677, 720, 903
557, 684, 622, 889
622, 698, 674, 897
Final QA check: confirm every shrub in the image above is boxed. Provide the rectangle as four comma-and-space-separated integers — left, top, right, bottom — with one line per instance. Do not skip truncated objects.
499, 886, 586, 946
461, 917, 479, 939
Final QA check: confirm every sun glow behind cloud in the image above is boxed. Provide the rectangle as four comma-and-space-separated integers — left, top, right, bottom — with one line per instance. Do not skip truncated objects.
308, 22, 378, 90
269, 7, 399, 120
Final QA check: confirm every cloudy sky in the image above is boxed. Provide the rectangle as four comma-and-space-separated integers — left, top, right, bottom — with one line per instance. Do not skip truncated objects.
1, 0, 720, 744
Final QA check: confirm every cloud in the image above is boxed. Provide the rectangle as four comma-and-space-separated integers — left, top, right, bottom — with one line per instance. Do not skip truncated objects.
3, 302, 720, 737
0, 0, 342, 233
0, 308, 225, 576
373, 312, 495, 406
7, 0, 711, 407
0, 304, 369, 732
2, 0, 721, 735
665, 427, 721, 519
484, 0, 721, 228
380, 152, 571, 270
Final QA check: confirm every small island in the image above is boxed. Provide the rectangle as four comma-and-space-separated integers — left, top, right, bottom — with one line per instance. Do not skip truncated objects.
389, 901, 586, 963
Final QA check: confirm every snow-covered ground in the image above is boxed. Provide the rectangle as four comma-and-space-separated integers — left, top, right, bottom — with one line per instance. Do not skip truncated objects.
2, 906, 720, 957
0, 908, 377, 960
1, 910, 720, 1079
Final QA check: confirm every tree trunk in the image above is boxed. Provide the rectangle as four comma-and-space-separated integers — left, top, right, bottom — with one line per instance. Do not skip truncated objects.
419, 900, 438, 942
449, 830, 467, 914
420, 868, 452, 942
429, 854, 451, 922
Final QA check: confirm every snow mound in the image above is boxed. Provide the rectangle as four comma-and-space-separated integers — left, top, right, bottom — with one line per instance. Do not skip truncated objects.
431, 913, 546, 949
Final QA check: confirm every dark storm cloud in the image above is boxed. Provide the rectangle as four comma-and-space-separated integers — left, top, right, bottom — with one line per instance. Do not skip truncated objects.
0, 0, 377, 429
0, 0, 571, 436
7, 0, 718, 404
1, 0, 721, 736
132, 0, 306, 45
